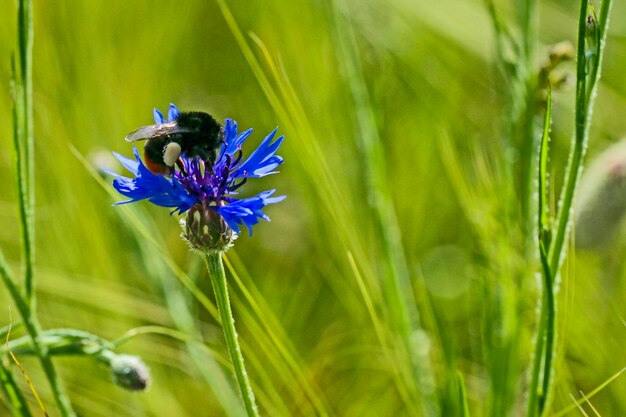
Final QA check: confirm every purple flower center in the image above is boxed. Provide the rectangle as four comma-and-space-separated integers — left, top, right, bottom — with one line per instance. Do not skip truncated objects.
172, 151, 249, 206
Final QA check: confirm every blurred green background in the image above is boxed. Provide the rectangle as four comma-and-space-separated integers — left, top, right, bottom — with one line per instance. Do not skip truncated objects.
1, 0, 626, 416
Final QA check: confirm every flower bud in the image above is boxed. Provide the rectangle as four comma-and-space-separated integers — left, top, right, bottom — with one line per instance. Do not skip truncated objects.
110, 354, 150, 391
181, 202, 237, 253
548, 41, 575, 65
538, 41, 575, 101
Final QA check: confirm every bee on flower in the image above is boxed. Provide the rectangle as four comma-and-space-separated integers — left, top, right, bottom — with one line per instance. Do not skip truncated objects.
106, 103, 285, 252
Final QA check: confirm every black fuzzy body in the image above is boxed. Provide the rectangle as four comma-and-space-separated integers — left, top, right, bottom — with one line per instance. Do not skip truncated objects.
127, 111, 223, 173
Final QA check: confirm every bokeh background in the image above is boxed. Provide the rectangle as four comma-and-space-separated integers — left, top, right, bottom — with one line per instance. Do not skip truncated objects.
1, 0, 626, 416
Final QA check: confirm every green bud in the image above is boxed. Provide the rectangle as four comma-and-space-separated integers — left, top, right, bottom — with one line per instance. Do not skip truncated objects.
181, 202, 237, 253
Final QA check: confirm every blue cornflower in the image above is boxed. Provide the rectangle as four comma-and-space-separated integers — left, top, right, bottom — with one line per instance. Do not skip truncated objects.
107, 104, 285, 251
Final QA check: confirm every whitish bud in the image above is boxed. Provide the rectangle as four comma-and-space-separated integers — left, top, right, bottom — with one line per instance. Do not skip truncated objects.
181, 203, 236, 253
538, 41, 575, 99
110, 354, 150, 391
576, 139, 626, 249
548, 41, 575, 66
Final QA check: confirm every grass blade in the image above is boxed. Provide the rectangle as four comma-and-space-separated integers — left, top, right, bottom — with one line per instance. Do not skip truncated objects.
457, 371, 471, 417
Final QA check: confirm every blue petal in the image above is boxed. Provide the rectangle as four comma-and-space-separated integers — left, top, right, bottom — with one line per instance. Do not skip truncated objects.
215, 189, 285, 235
112, 149, 140, 175
148, 178, 196, 213
108, 147, 196, 213
168, 103, 180, 121
219, 118, 253, 159
153, 108, 165, 124
233, 128, 284, 178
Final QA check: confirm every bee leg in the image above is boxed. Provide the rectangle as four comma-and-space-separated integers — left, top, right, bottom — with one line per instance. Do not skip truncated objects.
175, 158, 186, 175
163, 142, 182, 168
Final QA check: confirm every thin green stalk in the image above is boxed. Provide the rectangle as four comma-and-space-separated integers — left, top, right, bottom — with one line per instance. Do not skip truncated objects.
548, 0, 612, 275
8, 1, 76, 415
206, 252, 259, 417
0, 362, 32, 417
14, 0, 35, 306
529, 87, 557, 414
537, 241, 556, 416
525, 303, 546, 417
527, 2, 612, 417
0, 253, 76, 417
526, 86, 553, 417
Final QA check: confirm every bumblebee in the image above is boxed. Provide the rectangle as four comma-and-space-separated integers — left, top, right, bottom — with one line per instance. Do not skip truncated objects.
125, 111, 222, 174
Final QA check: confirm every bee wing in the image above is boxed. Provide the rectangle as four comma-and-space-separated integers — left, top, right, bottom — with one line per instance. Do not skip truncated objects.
124, 121, 194, 142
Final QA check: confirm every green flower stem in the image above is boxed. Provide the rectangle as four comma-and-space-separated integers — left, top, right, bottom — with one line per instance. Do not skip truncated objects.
0, 254, 76, 417
206, 252, 260, 417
